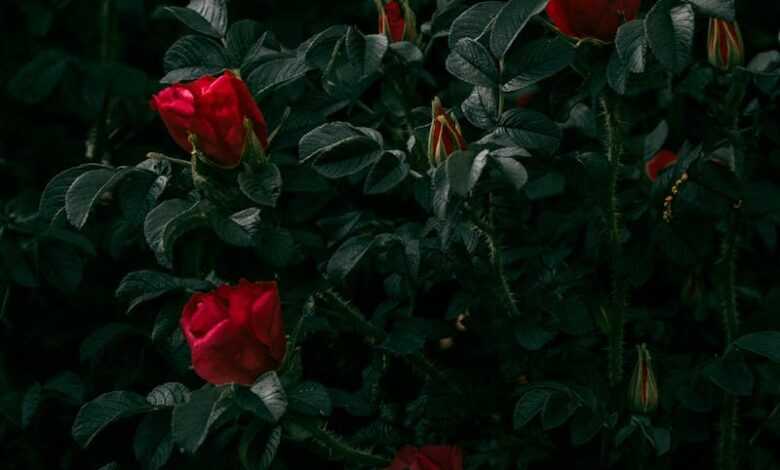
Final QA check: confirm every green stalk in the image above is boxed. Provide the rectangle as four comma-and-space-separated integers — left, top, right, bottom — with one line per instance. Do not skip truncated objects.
718, 213, 740, 470
601, 95, 626, 387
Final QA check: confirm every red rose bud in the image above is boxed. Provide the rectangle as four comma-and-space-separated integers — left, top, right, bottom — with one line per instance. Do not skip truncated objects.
377, 0, 416, 43
428, 97, 467, 167
387, 445, 463, 470
150, 71, 268, 168
708, 18, 745, 71
628, 343, 659, 414
180, 280, 286, 385
546, 0, 641, 41
645, 150, 678, 182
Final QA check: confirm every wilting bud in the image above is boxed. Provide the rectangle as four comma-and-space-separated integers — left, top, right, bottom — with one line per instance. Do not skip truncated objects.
628, 344, 659, 414
376, 0, 416, 43
708, 18, 745, 71
428, 97, 467, 167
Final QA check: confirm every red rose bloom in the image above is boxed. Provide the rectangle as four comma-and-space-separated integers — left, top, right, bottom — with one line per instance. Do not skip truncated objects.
180, 280, 285, 385
378, 0, 415, 43
388, 445, 463, 470
707, 18, 744, 71
546, 0, 641, 41
428, 97, 467, 167
645, 150, 678, 182
151, 71, 268, 168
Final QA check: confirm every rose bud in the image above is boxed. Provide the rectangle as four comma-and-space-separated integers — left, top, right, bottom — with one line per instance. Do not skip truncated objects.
388, 445, 463, 470
428, 97, 467, 167
180, 280, 286, 385
150, 71, 268, 168
708, 18, 745, 71
376, 0, 416, 43
546, 0, 641, 42
645, 150, 678, 182
628, 343, 659, 414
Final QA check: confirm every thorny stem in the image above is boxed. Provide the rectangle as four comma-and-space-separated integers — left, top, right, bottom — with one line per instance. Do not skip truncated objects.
292, 414, 391, 467
316, 290, 465, 395
466, 204, 520, 318
601, 95, 627, 387
718, 212, 741, 470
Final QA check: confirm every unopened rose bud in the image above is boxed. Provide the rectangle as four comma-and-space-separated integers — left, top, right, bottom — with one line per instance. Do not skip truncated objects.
376, 0, 416, 43
428, 97, 467, 167
708, 18, 745, 71
628, 343, 659, 414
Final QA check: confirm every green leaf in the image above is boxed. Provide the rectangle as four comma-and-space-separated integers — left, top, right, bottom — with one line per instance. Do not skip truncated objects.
327, 234, 375, 282
45, 371, 86, 405
616, 20, 649, 74
446, 38, 499, 87
345, 28, 388, 78
172, 385, 230, 454
651, 427, 671, 456
493, 109, 561, 153
300, 123, 384, 179
447, 150, 488, 197
72, 391, 152, 448
542, 391, 577, 430
489, 0, 548, 59
448, 2, 504, 51
134, 412, 174, 470
462, 86, 498, 130
239, 164, 283, 207
226, 20, 265, 63
502, 36, 574, 91
144, 199, 208, 269
525, 172, 566, 200
686, 0, 735, 20
162, 35, 228, 83
734, 331, 780, 362
644, 121, 669, 159
246, 55, 311, 97
66, 168, 142, 229
304, 25, 349, 69
570, 407, 602, 446
240, 423, 282, 470
154, 6, 222, 38
7, 49, 70, 104
39, 164, 108, 223
186, 0, 228, 36
116, 270, 211, 313
80, 323, 140, 365
210, 208, 262, 248
288, 382, 332, 417
704, 358, 754, 396
249, 372, 288, 422
493, 156, 529, 191
254, 227, 301, 268
364, 151, 410, 195
147, 383, 192, 407
516, 324, 556, 351
645, 1, 695, 74
21, 383, 42, 429
381, 319, 429, 355
513, 389, 550, 429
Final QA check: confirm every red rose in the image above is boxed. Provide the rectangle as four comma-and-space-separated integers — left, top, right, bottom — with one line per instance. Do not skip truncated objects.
180, 280, 286, 385
645, 150, 678, 182
428, 97, 467, 167
387, 445, 463, 470
546, 0, 641, 41
377, 0, 416, 43
151, 71, 268, 168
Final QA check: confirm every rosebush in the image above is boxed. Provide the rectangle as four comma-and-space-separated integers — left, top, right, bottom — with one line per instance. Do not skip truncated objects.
2, 0, 780, 469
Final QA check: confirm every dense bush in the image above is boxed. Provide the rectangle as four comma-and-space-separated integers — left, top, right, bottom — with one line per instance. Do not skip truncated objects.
1, 0, 780, 469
